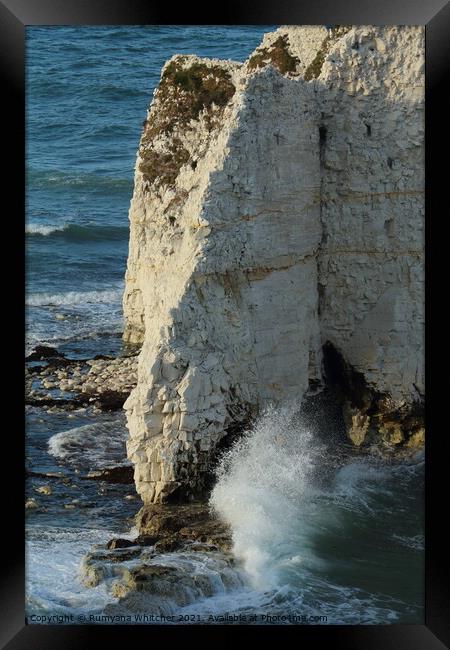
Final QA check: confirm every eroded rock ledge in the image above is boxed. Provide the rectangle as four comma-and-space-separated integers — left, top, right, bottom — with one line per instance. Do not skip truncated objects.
80, 503, 235, 615
123, 26, 424, 503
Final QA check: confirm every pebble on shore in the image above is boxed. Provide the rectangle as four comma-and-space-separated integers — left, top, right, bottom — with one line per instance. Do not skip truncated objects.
35, 485, 52, 496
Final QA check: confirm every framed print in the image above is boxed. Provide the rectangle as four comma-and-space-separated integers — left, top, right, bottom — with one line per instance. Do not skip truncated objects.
1, 0, 448, 646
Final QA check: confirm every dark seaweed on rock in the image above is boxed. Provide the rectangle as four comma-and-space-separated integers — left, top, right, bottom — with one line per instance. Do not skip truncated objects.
26, 345, 66, 361
139, 58, 236, 190
323, 341, 425, 448
304, 26, 352, 81
247, 35, 300, 75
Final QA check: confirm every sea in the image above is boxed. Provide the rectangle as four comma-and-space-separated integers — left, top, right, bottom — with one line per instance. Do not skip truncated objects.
25, 25, 425, 625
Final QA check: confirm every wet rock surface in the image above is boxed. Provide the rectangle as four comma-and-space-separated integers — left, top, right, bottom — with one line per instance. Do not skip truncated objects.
82, 466, 134, 484
80, 502, 235, 611
135, 503, 232, 552
107, 538, 137, 550
25, 347, 138, 412
26, 345, 66, 361
323, 342, 425, 451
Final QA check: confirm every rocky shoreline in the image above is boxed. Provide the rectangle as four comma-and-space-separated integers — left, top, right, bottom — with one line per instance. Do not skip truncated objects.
81, 503, 235, 615
25, 345, 138, 412
26, 343, 237, 613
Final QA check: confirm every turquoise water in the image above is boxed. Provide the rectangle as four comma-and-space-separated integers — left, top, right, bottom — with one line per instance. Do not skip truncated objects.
25, 26, 424, 625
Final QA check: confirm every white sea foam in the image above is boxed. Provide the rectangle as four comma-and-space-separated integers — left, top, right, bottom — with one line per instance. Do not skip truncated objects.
26, 526, 124, 618
26, 222, 69, 236
48, 417, 130, 469
209, 403, 424, 624
26, 221, 129, 240
27, 287, 123, 307
210, 403, 325, 590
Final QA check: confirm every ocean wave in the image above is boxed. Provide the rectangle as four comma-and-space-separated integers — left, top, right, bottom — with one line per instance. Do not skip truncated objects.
392, 534, 424, 551
26, 287, 123, 307
331, 460, 393, 515
26, 223, 69, 236
210, 402, 424, 623
27, 169, 132, 191
48, 418, 130, 469
26, 525, 129, 618
25, 328, 124, 358
26, 222, 129, 242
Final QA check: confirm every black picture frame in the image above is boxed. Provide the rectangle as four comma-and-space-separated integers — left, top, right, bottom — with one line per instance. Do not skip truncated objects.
3, 0, 448, 646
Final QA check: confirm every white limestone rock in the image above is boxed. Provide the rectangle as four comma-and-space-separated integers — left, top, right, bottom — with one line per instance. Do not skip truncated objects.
123, 26, 424, 503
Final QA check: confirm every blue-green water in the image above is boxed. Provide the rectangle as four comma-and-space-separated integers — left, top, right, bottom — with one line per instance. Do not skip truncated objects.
25, 26, 424, 625
26, 25, 272, 356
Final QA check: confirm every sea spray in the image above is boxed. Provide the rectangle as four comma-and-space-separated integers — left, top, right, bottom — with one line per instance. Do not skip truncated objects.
208, 404, 424, 623
210, 402, 325, 590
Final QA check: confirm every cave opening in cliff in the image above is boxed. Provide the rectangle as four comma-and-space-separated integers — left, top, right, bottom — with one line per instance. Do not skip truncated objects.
322, 341, 370, 411
319, 125, 327, 167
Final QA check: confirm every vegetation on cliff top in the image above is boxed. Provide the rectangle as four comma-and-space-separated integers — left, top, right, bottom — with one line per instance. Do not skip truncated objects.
139, 58, 235, 190
304, 26, 352, 81
247, 35, 300, 75
138, 27, 352, 190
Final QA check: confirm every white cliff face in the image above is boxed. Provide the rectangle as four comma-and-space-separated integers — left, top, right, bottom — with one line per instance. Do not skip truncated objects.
315, 26, 425, 403
123, 26, 424, 503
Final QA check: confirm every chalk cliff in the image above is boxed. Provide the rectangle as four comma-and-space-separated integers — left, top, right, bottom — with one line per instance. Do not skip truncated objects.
123, 26, 424, 503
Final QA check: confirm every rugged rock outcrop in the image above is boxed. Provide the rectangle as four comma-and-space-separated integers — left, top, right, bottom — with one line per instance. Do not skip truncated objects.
123, 26, 424, 503
80, 503, 236, 615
